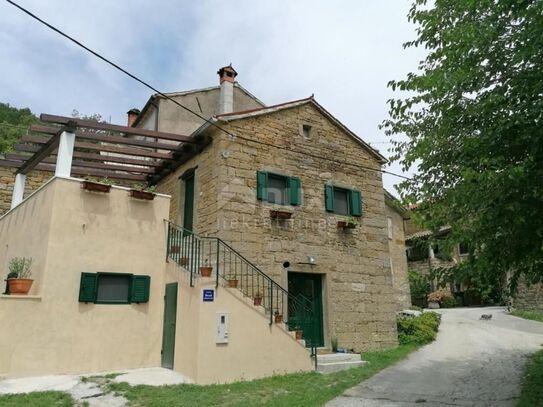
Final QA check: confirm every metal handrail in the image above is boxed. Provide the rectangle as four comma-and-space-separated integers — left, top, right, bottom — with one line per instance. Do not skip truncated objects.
164, 220, 319, 364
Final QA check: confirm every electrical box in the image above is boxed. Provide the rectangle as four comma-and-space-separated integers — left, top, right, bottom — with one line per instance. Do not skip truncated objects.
216, 312, 229, 344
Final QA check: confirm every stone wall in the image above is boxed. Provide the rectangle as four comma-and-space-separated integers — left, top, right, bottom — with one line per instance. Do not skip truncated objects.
514, 280, 543, 312
157, 102, 399, 351
0, 167, 52, 216
386, 204, 411, 310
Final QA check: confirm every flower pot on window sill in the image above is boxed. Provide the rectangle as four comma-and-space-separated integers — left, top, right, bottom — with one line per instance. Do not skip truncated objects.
7, 278, 33, 295
274, 313, 284, 324
337, 221, 357, 229
295, 330, 303, 340
81, 181, 111, 193
253, 295, 263, 306
227, 278, 238, 288
129, 189, 156, 201
200, 266, 212, 278
270, 210, 292, 220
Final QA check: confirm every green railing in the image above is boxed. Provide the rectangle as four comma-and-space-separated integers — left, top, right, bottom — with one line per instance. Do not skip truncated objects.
165, 221, 318, 366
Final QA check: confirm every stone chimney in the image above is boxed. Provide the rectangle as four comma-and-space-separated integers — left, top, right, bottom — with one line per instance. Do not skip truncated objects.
127, 108, 140, 127
217, 64, 237, 114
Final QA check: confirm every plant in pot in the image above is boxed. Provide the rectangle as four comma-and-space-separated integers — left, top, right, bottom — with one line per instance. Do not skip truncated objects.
129, 184, 157, 201
81, 177, 112, 193
227, 272, 238, 288
6, 257, 33, 295
294, 326, 303, 340
253, 291, 263, 306
274, 310, 283, 324
200, 259, 213, 278
270, 210, 292, 220
427, 288, 453, 309
337, 216, 357, 229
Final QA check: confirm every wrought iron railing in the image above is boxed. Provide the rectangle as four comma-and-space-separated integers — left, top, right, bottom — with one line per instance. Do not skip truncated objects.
166, 221, 318, 365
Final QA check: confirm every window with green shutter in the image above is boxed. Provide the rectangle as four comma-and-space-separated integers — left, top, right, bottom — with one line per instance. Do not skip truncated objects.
78, 272, 150, 304
324, 185, 363, 216
256, 171, 301, 206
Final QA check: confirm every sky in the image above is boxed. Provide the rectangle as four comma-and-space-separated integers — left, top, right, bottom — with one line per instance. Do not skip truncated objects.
0, 1, 427, 193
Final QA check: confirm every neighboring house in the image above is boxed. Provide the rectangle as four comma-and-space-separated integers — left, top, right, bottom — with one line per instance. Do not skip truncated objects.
384, 190, 411, 310
0, 65, 406, 381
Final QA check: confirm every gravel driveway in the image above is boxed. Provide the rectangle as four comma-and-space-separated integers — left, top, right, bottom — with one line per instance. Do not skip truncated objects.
327, 307, 543, 407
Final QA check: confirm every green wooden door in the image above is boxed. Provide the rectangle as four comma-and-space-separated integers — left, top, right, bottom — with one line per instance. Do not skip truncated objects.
287, 272, 324, 347
161, 283, 178, 369
183, 174, 195, 234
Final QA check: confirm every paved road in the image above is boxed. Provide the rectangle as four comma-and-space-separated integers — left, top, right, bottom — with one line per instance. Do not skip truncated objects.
327, 307, 543, 407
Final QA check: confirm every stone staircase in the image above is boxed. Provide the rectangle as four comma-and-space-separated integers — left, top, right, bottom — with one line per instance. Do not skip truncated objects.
316, 353, 366, 374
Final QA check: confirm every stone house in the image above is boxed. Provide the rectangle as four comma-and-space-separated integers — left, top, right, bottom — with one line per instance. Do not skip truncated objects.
0, 65, 407, 380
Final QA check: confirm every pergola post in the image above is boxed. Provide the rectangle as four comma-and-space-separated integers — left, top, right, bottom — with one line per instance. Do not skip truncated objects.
11, 173, 26, 209
55, 130, 75, 177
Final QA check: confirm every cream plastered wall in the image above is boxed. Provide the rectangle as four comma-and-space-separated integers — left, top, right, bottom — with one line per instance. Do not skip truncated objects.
165, 263, 313, 384
0, 177, 171, 378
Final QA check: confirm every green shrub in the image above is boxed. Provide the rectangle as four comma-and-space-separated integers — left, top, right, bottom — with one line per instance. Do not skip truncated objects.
397, 312, 441, 345
441, 296, 456, 308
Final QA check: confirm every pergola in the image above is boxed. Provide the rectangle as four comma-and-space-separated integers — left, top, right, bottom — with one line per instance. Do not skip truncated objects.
1, 114, 210, 209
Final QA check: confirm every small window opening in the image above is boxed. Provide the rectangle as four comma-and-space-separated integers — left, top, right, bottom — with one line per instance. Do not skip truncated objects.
302, 124, 312, 138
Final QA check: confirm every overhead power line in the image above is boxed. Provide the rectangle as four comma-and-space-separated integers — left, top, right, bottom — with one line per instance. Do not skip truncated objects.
4, 0, 412, 182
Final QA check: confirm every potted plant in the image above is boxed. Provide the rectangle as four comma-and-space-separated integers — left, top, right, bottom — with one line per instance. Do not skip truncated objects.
81, 177, 112, 193
270, 210, 292, 220
227, 273, 238, 288
200, 259, 213, 278
427, 288, 453, 309
337, 216, 357, 229
129, 184, 157, 201
253, 291, 263, 306
5, 257, 33, 295
295, 329, 303, 340
274, 311, 283, 324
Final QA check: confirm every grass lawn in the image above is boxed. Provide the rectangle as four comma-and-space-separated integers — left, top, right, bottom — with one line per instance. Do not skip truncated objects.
511, 309, 543, 323
0, 391, 74, 407
517, 349, 543, 407
104, 343, 420, 407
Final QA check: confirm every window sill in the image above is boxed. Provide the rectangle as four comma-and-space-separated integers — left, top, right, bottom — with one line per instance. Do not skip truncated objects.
0, 294, 42, 301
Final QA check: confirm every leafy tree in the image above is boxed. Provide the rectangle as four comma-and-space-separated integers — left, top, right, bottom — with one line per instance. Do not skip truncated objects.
0, 103, 38, 153
383, 0, 543, 290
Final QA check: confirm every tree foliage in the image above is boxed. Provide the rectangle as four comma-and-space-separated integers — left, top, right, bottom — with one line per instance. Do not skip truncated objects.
0, 102, 38, 153
383, 0, 543, 289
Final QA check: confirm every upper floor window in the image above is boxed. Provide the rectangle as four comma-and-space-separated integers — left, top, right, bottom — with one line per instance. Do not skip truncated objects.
257, 171, 301, 206
324, 185, 362, 216
458, 243, 470, 256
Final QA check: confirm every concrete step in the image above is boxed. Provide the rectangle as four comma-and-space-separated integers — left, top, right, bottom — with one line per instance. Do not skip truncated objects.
316, 353, 366, 374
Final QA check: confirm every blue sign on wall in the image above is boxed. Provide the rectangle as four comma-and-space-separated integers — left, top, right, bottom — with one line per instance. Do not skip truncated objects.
203, 289, 214, 302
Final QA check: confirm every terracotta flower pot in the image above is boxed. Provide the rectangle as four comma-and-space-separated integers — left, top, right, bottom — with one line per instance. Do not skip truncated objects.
274, 314, 283, 324
227, 279, 238, 288
81, 181, 111, 193
270, 210, 292, 220
7, 278, 33, 295
200, 266, 212, 278
295, 330, 303, 340
129, 189, 155, 200
253, 296, 263, 306
337, 221, 356, 229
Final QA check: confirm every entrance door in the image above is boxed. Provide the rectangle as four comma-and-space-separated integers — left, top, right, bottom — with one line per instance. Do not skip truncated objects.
161, 283, 178, 369
183, 174, 195, 234
288, 272, 324, 347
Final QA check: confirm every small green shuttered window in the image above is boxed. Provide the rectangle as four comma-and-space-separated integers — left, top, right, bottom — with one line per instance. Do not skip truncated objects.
256, 171, 301, 206
78, 272, 151, 304
324, 185, 363, 216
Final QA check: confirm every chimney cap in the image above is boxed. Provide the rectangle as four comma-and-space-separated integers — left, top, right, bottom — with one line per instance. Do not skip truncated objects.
127, 108, 141, 115
217, 64, 238, 83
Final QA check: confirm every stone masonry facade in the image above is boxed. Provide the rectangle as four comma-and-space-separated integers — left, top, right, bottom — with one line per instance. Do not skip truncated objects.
0, 167, 52, 216
514, 280, 543, 313
156, 102, 399, 351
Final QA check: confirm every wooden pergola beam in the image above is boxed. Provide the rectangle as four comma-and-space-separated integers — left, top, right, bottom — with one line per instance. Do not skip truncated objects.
16, 128, 63, 175
40, 114, 194, 143
20, 135, 172, 160
30, 125, 181, 151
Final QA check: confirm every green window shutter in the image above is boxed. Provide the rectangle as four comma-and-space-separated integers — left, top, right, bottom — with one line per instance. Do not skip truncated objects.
324, 185, 334, 212
79, 273, 97, 303
350, 190, 363, 216
256, 171, 268, 201
289, 177, 301, 205
131, 275, 151, 303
